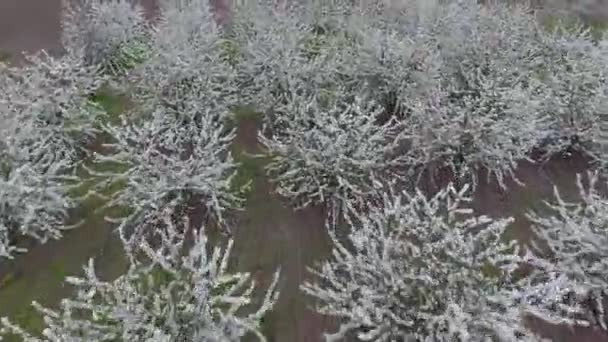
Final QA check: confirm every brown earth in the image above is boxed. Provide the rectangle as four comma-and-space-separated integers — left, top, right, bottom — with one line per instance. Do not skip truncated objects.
0, 0, 62, 58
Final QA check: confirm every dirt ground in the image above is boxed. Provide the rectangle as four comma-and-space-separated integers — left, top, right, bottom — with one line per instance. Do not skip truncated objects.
1, 1, 608, 342
0, 0, 62, 57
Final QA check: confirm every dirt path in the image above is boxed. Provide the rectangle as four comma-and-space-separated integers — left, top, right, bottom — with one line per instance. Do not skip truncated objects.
0, 0, 62, 58
230, 116, 336, 341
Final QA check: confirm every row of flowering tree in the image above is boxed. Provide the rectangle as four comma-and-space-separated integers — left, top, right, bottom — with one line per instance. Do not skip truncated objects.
1, 0, 279, 340
0, 0, 607, 341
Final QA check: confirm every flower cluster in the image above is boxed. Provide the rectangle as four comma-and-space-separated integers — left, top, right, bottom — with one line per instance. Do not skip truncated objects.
0, 203, 280, 341
231, 0, 608, 208
302, 184, 540, 341
0, 51, 102, 258
61, 0, 151, 77
521, 171, 608, 330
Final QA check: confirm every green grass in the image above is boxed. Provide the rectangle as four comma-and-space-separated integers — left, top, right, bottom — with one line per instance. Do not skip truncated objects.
219, 38, 243, 67
106, 41, 151, 75
228, 105, 264, 127
0, 272, 53, 339
0, 84, 133, 342
89, 86, 130, 125
230, 146, 272, 200
67, 158, 132, 226
229, 107, 272, 199
0, 50, 11, 63
68, 85, 133, 218
0, 88, 130, 339
0, 208, 127, 341
480, 262, 503, 279
541, 13, 608, 41
0, 272, 18, 290
259, 314, 276, 341
11, 304, 45, 338
49, 260, 69, 283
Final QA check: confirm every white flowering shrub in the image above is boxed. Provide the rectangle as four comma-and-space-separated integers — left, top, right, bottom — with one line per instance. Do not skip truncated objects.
0, 51, 102, 258
89, 97, 240, 248
230, 0, 373, 115
0, 204, 280, 341
261, 93, 408, 209
520, 171, 608, 330
130, 0, 238, 117
230, 1, 438, 208
233, 0, 438, 118
349, 22, 440, 121
0, 162, 76, 259
535, 25, 608, 161
61, 0, 152, 76
397, 1, 551, 189
405, 83, 548, 190
0, 51, 104, 167
233, 0, 562, 210
228, 0, 317, 112
302, 184, 542, 341
237, 0, 608, 203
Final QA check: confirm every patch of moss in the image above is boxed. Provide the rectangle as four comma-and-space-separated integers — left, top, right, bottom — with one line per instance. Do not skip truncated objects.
68, 162, 128, 200
588, 21, 608, 41
541, 14, 608, 41
541, 14, 580, 33
89, 87, 130, 125
228, 106, 264, 127
0, 272, 18, 290
480, 262, 502, 279
0, 50, 11, 63
105, 41, 151, 76
219, 38, 243, 67
12, 304, 45, 337
230, 144, 271, 199
92, 159, 130, 174
137, 268, 176, 294
510, 184, 544, 216
0, 273, 48, 340
49, 260, 68, 283
211, 274, 241, 298
302, 34, 329, 59
259, 314, 276, 342
228, 107, 271, 198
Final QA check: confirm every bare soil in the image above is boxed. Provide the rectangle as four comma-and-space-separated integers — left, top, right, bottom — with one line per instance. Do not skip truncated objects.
230, 116, 336, 341
0, 0, 62, 58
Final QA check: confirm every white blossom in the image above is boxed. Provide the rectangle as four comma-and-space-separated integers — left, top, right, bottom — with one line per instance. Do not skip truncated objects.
72, 1, 245, 249
0, 162, 76, 259
130, 0, 238, 117
0, 203, 280, 341
521, 171, 608, 330
0, 51, 104, 167
229, 0, 326, 112
231, 1, 438, 208
400, 1, 553, 189
534, 24, 608, 162
61, 0, 152, 76
302, 184, 541, 341
261, 93, 407, 209
0, 51, 102, 258
88, 99, 241, 249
